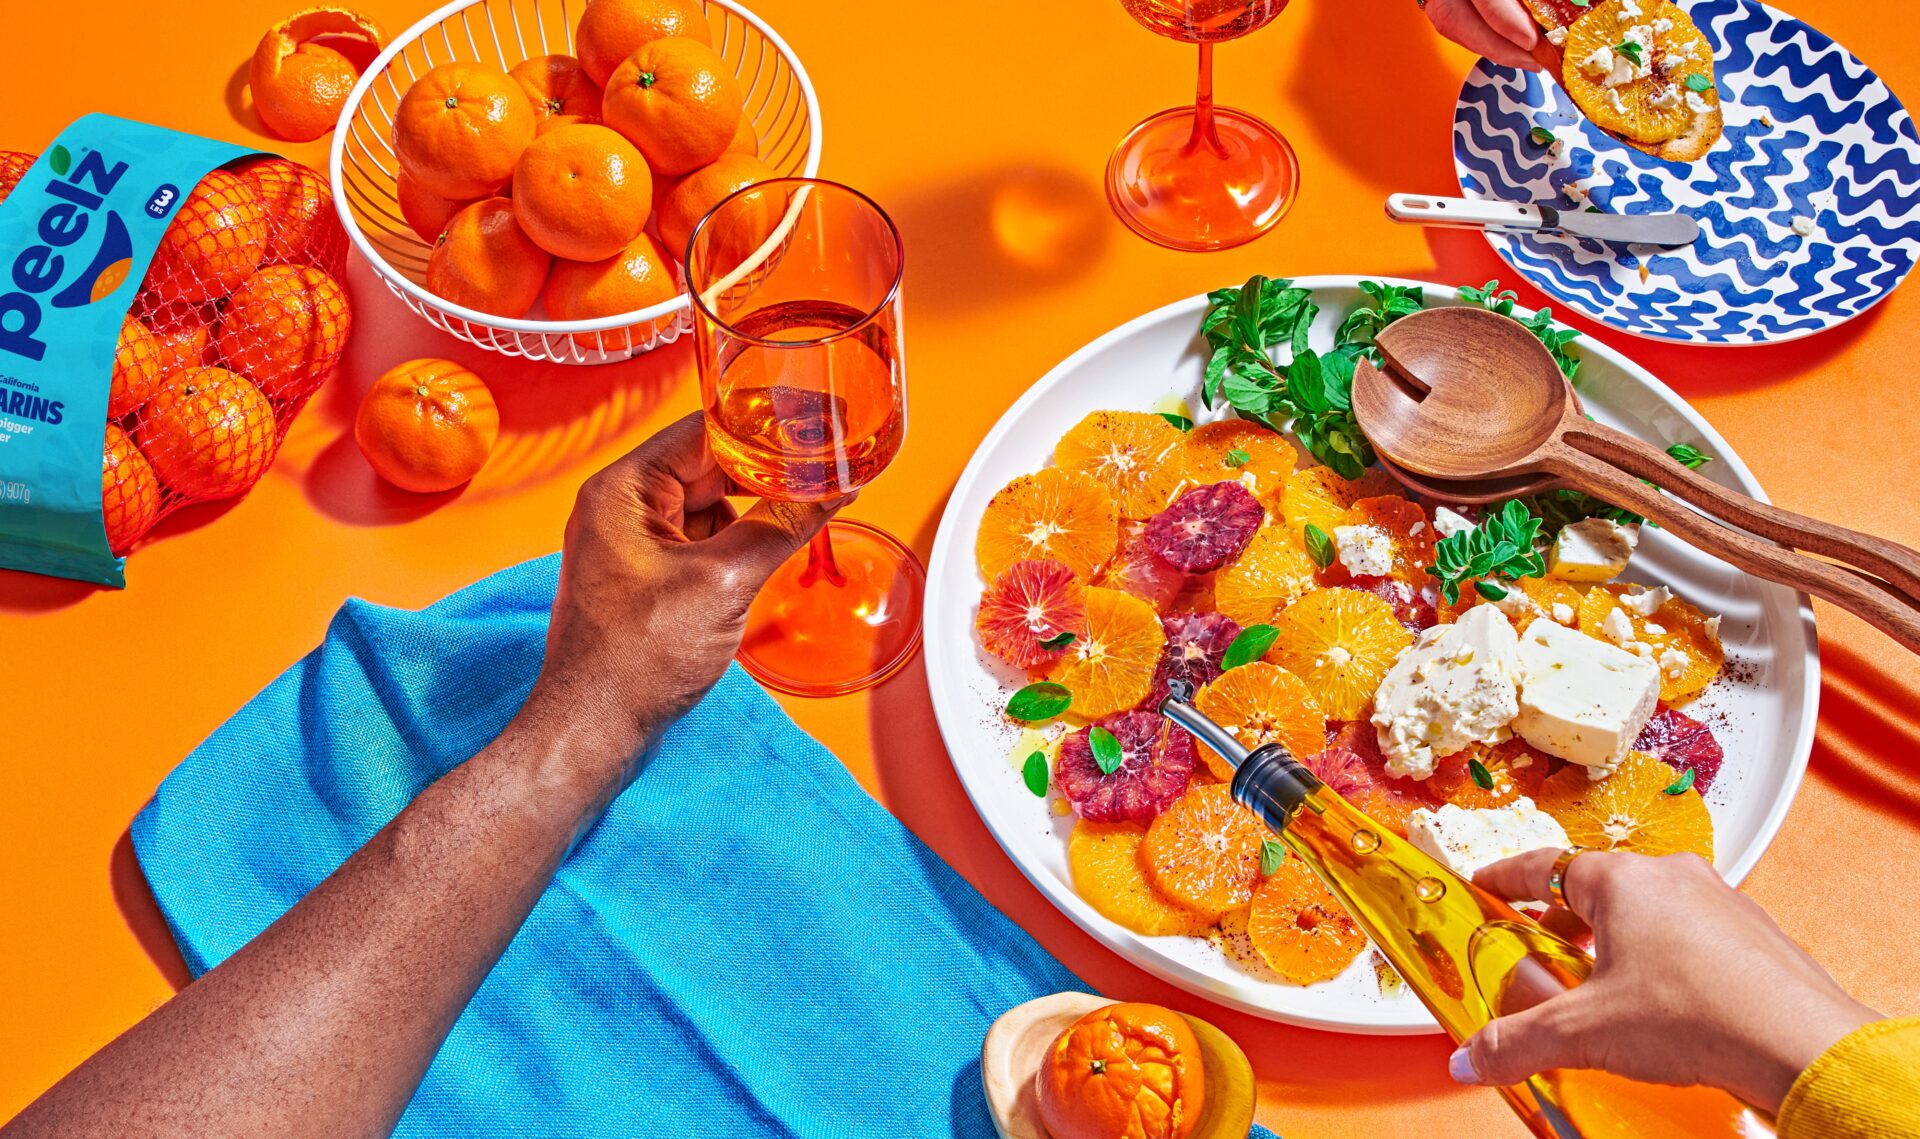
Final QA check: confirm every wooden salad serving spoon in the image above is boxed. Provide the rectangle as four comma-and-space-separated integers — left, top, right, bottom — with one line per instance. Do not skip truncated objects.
1351, 305, 1920, 653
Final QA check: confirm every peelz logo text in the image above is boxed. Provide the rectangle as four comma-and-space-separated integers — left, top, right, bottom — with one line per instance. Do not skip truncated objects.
0, 144, 134, 366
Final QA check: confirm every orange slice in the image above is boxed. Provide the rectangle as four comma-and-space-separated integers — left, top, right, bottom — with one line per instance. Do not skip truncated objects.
1246, 854, 1368, 984
1536, 750, 1713, 860
976, 467, 1119, 582
1191, 662, 1326, 781
1044, 587, 1165, 718
1054, 410, 1186, 519
1069, 820, 1213, 937
1577, 584, 1724, 705
1142, 784, 1268, 917
1563, 0, 1718, 148
1183, 420, 1295, 507
1214, 526, 1320, 629
1279, 465, 1397, 543
1427, 738, 1551, 811
1266, 589, 1413, 720
1346, 495, 1436, 587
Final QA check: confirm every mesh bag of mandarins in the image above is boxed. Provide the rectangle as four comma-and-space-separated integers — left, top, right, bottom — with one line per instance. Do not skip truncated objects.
0, 114, 349, 587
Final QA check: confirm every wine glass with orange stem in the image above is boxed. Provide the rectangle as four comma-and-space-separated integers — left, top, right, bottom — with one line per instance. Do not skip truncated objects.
1109, 0, 1299, 251
685, 178, 922, 697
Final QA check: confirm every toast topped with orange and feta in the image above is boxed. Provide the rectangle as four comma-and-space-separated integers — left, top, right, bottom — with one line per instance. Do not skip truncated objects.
1523, 0, 1723, 162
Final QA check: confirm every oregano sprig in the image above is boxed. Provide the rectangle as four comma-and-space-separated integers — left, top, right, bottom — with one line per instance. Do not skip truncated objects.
1427, 499, 1548, 605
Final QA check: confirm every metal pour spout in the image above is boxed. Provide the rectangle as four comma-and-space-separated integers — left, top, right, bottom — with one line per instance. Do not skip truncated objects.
1157, 679, 1253, 770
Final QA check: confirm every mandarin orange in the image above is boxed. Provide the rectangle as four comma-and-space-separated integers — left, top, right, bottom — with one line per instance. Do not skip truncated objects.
354, 358, 500, 493
541, 231, 679, 349
510, 123, 652, 261
237, 157, 338, 262
0, 150, 33, 205
1266, 588, 1411, 720
1577, 584, 1725, 705
136, 367, 277, 499
110, 318, 164, 420
396, 169, 473, 243
139, 302, 217, 375
654, 152, 775, 263
575, 0, 711, 87
426, 198, 552, 318
510, 54, 604, 131
393, 62, 537, 199
1039, 1002, 1207, 1139
1536, 749, 1714, 860
1183, 419, 1294, 506
142, 169, 269, 304
249, 7, 385, 142
603, 37, 744, 176
1142, 784, 1268, 917
1246, 855, 1367, 985
725, 115, 759, 156
102, 424, 162, 554
215, 265, 352, 400
1213, 525, 1318, 629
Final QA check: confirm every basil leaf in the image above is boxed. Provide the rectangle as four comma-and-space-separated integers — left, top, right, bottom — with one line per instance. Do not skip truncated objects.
1091, 726, 1124, 775
1222, 624, 1280, 671
1260, 838, 1287, 876
1304, 523, 1336, 570
1224, 447, 1252, 468
1469, 758, 1495, 790
1529, 126, 1556, 147
1023, 751, 1049, 797
1613, 39, 1644, 66
1007, 682, 1072, 722
1160, 412, 1195, 432
1039, 631, 1076, 651
1663, 768, 1696, 796
1684, 72, 1712, 93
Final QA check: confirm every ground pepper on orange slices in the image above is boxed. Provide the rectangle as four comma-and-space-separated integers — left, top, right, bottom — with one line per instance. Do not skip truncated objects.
1341, 496, 1435, 588
1191, 662, 1325, 782
1246, 854, 1368, 985
1068, 820, 1213, 938
1038, 1002, 1208, 1139
1142, 784, 1269, 918
1265, 588, 1412, 721
1044, 588, 1165, 718
1054, 410, 1188, 520
976, 467, 1119, 582
1214, 526, 1319, 629
977, 559, 1086, 670
1577, 584, 1724, 705
1279, 465, 1396, 542
1183, 419, 1294, 507
1536, 750, 1714, 860
248, 7, 385, 142
1428, 737, 1551, 811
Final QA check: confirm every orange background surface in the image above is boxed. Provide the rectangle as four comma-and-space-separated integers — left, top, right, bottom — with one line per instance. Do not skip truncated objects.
3, 1, 1919, 1133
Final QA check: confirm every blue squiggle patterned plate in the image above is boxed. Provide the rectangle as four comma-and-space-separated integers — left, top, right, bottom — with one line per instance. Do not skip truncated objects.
1453, 0, 1920, 346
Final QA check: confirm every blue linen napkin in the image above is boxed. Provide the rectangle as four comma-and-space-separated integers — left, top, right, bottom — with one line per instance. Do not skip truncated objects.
131, 554, 1278, 1138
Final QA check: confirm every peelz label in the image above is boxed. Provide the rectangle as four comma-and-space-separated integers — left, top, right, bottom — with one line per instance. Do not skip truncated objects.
0, 115, 252, 588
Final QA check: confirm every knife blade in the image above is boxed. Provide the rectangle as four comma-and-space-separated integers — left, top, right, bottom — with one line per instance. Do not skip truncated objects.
1385, 193, 1700, 248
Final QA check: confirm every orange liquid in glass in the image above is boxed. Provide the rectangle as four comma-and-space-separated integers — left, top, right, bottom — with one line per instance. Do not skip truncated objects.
1121, 0, 1286, 41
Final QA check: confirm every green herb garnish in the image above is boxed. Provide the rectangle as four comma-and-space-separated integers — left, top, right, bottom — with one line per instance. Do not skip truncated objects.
1474, 579, 1511, 602
1468, 758, 1495, 791
1260, 839, 1287, 876
1666, 442, 1712, 470
1529, 126, 1557, 147
1613, 39, 1644, 67
1160, 412, 1195, 432
1427, 499, 1547, 606
1091, 726, 1123, 775
1023, 751, 1049, 796
1222, 624, 1280, 671
1224, 447, 1252, 468
1335, 279, 1426, 360
1007, 682, 1072, 722
1684, 72, 1712, 93
1304, 523, 1336, 570
1663, 768, 1696, 795
1039, 630, 1076, 651
1458, 280, 1584, 382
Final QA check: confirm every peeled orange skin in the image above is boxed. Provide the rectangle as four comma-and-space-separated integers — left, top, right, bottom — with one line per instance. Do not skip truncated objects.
655, 153, 777, 265
1054, 410, 1187, 520
603, 37, 745, 176
1069, 820, 1213, 938
975, 467, 1119, 583
142, 169, 269, 304
509, 54, 605, 130
354, 359, 500, 493
102, 424, 162, 554
136, 367, 277, 500
1039, 1002, 1207, 1139
540, 232, 679, 350
249, 7, 385, 142
510, 123, 652, 261
216, 265, 352, 400
396, 169, 473, 244
426, 199, 552, 319
1142, 784, 1269, 918
110, 317, 164, 420
1246, 854, 1368, 985
393, 62, 537, 200
575, 0, 712, 88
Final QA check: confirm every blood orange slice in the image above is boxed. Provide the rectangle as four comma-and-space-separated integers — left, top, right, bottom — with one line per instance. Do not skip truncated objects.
1632, 705, 1725, 793
976, 559, 1086, 670
1324, 721, 1442, 837
1055, 711, 1197, 823
1099, 520, 1189, 613
1145, 481, 1265, 572
1149, 612, 1241, 704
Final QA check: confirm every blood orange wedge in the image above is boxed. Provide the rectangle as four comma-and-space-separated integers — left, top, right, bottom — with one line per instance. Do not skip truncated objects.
1055, 711, 1196, 823
1214, 526, 1318, 629
1340, 576, 1439, 633
976, 467, 1119, 582
1183, 419, 1294, 506
1536, 749, 1713, 859
1577, 584, 1724, 705
1142, 784, 1268, 917
1191, 662, 1325, 782
1149, 612, 1241, 705
1632, 705, 1725, 793
1044, 587, 1166, 718
976, 559, 1086, 670
1069, 820, 1212, 937
1279, 465, 1396, 543
1145, 481, 1264, 573
1428, 738, 1551, 811
1247, 854, 1368, 984
1266, 588, 1412, 721
1099, 520, 1188, 613
1323, 721, 1441, 837
1054, 410, 1186, 519
1298, 744, 1374, 802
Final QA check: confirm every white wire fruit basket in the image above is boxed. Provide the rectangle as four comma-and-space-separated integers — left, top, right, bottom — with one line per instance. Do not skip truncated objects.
328, 0, 821, 365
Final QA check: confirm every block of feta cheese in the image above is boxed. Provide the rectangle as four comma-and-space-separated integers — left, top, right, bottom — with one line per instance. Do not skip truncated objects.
1408, 798, 1571, 880
1512, 620, 1660, 777
1546, 518, 1638, 583
1333, 524, 1393, 578
1371, 606, 1520, 781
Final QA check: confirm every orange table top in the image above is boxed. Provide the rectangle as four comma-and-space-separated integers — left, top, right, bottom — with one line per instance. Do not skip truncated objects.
4, 1, 1919, 1132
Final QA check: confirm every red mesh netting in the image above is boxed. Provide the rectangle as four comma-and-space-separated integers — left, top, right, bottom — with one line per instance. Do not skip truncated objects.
0, 151, 350, 555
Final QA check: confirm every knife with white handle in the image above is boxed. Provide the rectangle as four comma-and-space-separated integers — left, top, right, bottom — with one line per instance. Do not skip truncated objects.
1385, 193, 1700, 247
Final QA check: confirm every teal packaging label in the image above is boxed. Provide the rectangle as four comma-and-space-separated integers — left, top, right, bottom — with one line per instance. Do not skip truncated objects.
0, 114, 255, 589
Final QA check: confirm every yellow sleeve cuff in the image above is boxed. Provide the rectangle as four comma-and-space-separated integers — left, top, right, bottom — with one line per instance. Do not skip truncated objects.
1778, 1017, 1920, 1139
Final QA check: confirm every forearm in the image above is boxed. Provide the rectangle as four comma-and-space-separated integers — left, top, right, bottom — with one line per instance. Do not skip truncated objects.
5, 704, 632, 1139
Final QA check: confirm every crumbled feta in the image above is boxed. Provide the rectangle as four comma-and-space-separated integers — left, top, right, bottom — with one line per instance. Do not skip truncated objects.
1607, 88, 1630, 115
1550, 602, 1576, 625
1334, 524, 1394, 578
1652, 16, 1674, 32
1409, 798, 1571, 880
1547, 519, 1637, 583
1618, 585, 1671, 618
1619, 0, 1642, 18
1659, 647, 1691, 678
1792, 216, 1816, 237
1650, 85, 1681, 110
1581, 46, 1616, 78
1433, 507, 1476, 539
1494, 587, 1544, 624
1705, 615, 1722, 638
1601, 607, 1637, 646
1512, 620, 1661, 776
1686, 90, 1714, 115
1642, 622, 1667, 636
1605, 56, 1638, 89
1371, 607, 1521, 781
1566, 182, 1590, 204
1546, 25, 1568, 45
